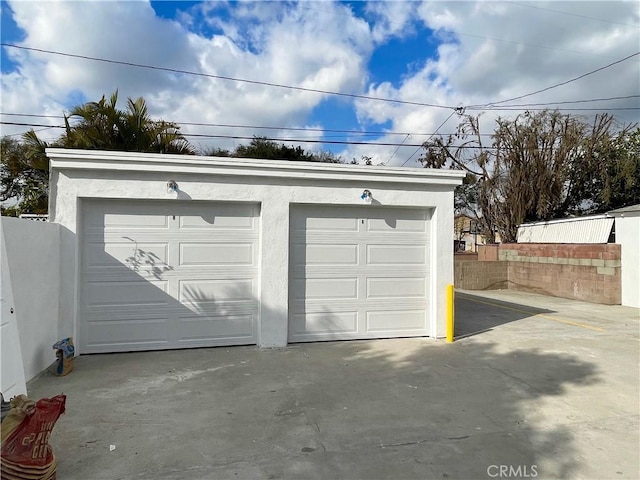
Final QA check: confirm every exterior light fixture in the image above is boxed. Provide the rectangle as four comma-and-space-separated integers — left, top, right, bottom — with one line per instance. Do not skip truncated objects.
360, 189, 372, 203
167, 180, 178, 193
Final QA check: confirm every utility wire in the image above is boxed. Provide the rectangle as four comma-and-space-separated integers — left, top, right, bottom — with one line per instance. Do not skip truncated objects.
454, 31, 616, 60
478, 94, 640, 108
4, 92, 636, 136
384, 133, 411, 165
0, 120, 495, 148
505, 1, 640, 29
470, 107, 639, 112
301, 5, 617, 60
0, 43, 456, 111
2, 120, 628, 152
1, 112, 486, 137
471, 51, 640, 107
400, 110, 457, 167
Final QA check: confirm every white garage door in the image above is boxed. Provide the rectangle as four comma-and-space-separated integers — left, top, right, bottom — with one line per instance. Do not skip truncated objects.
80, 200, 260, 353
289, 205, 431, 342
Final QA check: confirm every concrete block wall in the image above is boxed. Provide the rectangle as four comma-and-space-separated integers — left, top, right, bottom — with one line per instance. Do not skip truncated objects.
499, 244, 621, 304
454, 253, 508, 290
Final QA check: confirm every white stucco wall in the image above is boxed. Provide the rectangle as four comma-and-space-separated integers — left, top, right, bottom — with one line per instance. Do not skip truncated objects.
47, 149, 465, 350
0, 216, 60, 385
613, 214, 640, 308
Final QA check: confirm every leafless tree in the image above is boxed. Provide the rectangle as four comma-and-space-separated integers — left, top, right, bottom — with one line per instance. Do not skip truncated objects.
421, 110, 636, 243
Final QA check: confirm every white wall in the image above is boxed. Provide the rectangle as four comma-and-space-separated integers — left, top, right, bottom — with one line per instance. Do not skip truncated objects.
1, 217, 27, 397
615, 214, 640, 308
48, 149, 464, 350
0, 216, 60, 384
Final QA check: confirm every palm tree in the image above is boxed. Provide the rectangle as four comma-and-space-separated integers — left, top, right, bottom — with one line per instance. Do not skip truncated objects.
61, 90, 195, 154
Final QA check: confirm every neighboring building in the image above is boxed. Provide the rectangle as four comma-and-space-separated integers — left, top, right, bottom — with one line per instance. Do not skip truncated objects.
454, 215, 499, 252
516, 214, 615, 243
46, 148, 465, 354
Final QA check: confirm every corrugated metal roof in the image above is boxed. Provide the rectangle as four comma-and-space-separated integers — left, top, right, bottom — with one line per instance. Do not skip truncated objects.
608, 204, 640, 215
517, 215, 614, 243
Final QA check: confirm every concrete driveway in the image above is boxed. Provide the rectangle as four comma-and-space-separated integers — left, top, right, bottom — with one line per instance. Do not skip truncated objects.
26, 290, 639, 480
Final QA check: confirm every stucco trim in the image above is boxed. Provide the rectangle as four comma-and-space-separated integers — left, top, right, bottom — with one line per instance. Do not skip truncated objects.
46, 148, 467, 186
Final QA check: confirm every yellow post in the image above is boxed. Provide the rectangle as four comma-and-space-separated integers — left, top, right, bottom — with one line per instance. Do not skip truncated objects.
446, 284, 455, 342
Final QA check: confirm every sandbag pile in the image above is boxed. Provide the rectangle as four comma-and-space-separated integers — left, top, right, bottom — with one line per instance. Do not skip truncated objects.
1, 394, 66, 480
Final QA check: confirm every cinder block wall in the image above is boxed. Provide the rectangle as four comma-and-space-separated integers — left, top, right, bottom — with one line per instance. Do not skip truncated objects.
500, 244, 621, 304
455, 244, 622, 305
454, 253, 508, 290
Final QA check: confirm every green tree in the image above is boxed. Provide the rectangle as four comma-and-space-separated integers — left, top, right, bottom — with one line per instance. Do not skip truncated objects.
1, 91, 196, 215
591, 127, 640, 211
206, 137, 342, 163
1, 132, 50, 216
233, 137, 314, 161
61, 90, 194, 154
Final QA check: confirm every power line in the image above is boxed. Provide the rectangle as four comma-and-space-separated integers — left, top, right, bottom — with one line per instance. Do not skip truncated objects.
0, 43, 456, 111
471, 51, 640, 108
385, 133, 411, 165
0, 120, 493, 148
1, 121, 65, 128
401, 110, 457, 167
0, 113, 435, 136
301, 5, 618, 60
5, 93, 636, 138
454, 31, 617, 60
479, 95, 640, 108
4, 120, 631, 153
471, 107, 640, 112
0, 112, 497, 137
2, 126, 56, 137
506, 1, 640, 29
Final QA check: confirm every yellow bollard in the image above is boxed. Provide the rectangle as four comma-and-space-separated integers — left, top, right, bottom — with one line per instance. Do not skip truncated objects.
446, 284, 455, 342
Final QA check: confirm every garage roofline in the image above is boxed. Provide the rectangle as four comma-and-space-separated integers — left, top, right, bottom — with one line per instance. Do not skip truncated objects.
46, 148, 467, 186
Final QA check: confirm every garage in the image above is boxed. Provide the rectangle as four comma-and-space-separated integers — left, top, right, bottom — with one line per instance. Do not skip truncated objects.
289, 205, 431, 342
47, 148, 464, 351
80, 199, 260, 353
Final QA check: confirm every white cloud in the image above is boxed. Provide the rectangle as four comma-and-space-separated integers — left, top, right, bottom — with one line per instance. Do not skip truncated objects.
1, 0, 638, 164
1, 1, 371, 135
352, 1, 639, 166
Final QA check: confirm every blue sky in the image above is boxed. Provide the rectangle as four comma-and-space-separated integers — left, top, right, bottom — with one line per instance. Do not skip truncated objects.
1, 1, 638, 166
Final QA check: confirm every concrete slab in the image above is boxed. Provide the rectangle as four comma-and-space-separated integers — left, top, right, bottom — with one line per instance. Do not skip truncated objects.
24, 290, 639, 480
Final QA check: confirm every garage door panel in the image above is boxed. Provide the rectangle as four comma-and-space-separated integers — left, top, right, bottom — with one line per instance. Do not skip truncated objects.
293, 278, 358, 300
179, 243, 254, 266
293, 215, 359, 232
291, 312, 358, 335
366, 310, 426, 332
81, 200, 260, 353
177, 314, 255, 343
85, 280, 169, 307
103, 212, 169, 229
85, 319, 170, 349
179, 279, 255, 303
367, 244, 426, 265
296, 244, 358, 265
86, 242, 169, 268
290, 205, 430, 342
366, 277, 426, 298
366, 216, 427, 233
179, 212, 256, 230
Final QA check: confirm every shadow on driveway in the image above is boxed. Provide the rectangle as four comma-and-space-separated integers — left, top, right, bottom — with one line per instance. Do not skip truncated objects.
26, 335, 610, 480
455, 290, 555, 338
